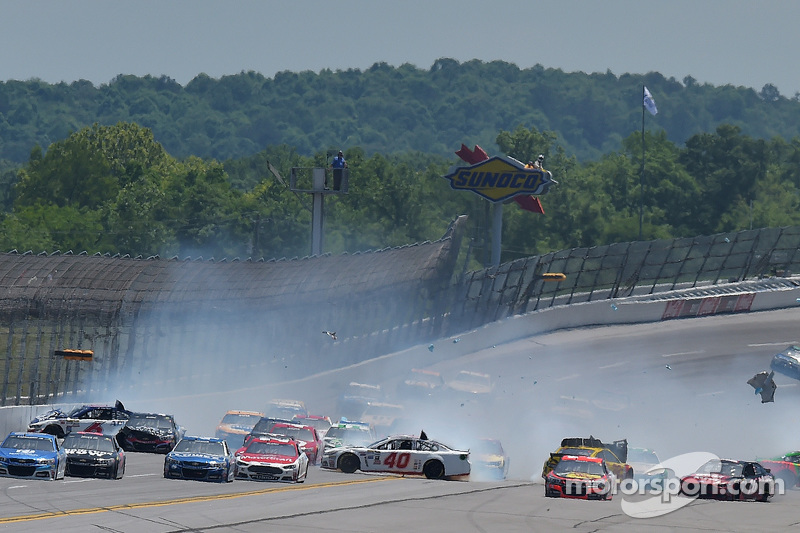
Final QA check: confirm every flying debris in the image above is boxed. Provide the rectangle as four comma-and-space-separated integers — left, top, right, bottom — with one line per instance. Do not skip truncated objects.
747, 370, 777, 403
428, 344, 435, 352
665, 365, 672, 370
322, 331, 337, 340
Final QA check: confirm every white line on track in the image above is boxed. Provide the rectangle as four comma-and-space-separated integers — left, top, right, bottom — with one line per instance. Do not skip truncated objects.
748, 342, 798, 347
662, 350, 704, 357
125, 473, 158, 478
597, 361, 626, 370
7, 485, 27, 489
697, 391, 726, 397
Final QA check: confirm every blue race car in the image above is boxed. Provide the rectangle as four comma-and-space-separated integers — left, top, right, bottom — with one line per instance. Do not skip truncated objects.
164, 436, 235, 482
770, 345, 800, 380
0, 432, 66, 480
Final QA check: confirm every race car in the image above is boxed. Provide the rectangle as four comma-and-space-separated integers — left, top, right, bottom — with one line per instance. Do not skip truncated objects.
63, 431, 125, 479
268, 422, 323, 464
758, 450, 800, 489
469, 438, 510, 479
0, 432, 66, 480
627, 447, 661, 479
770, 345, 800, 380
214, 410, 264, 448
399, 368, 445, 400
681, 459, 774, 501
292, 415, 333, 437
265, 399, 308, 420
164, 436, 236, 483
337, 382, 383, 420
321, 433, 470, 479
235, 435, 309, 482
27, 400, 130, 438
359, 402, 405, 436
323, 421, 376, 454
117, 412, 185, 453
542, 437, 633, 480
544, 455, 615, 500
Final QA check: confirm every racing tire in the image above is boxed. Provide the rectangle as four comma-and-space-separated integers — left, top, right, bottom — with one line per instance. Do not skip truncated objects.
338, 454, 360, 474
423, 460, 446, 480
43, 425, 64, 439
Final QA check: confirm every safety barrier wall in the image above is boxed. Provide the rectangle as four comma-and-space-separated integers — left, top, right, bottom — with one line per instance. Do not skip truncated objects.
2, 224, 800, 407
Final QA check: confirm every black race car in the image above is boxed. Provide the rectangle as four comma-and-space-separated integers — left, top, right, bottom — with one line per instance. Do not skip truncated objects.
117, 412, 185, 453
63, 431, 126, 479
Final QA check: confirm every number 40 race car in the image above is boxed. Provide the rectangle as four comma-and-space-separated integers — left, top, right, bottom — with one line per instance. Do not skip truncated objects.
321, 433, 470, 479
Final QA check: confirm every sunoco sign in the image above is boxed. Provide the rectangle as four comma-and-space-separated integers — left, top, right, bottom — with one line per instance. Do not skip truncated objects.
442, 156, 556, 202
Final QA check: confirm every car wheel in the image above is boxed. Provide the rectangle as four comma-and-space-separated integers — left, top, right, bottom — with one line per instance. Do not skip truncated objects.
423, 460, 445, 479
339, 454, 360, 474
44, 425, 64, 439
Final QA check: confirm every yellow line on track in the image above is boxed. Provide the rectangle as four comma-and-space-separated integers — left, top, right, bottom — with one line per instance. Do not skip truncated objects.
0, 476, 399, 524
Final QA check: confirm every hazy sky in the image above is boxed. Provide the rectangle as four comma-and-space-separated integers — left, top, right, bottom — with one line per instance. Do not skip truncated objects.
2, 0, 798, 98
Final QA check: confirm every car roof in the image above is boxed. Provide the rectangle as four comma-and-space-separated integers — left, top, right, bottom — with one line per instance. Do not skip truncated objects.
8, 432, 56, 440
223, 410, 264, 416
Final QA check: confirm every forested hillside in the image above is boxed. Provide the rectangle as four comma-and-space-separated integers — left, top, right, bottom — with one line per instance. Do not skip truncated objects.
1, 58, 798, 167
1, 59, 800, 266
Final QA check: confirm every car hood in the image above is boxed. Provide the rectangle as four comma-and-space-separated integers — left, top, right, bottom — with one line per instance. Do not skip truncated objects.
685, 472, 735, 483
552, 472, 605, 481
65, 449, 116, 460
122, 426, 173, 439
238, 453, 296, 465
167, 452, 227, 463
0, 448, 58, 460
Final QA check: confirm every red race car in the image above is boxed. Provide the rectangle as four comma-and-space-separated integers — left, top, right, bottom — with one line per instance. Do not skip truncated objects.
544, 455, 615, 500
268, 423, 323, 465
680, 459, 774, 501
235, 435, 309, 483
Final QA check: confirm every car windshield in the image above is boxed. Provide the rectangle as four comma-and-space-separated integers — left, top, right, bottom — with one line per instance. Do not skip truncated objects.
63, 434, 115, 452
244, 442, 297, 457
128, 414, 173, 430
697, 460, 742, 476
325, 427, 372, 445
221, 413, 260, 426
174, 440, 225, 455
554, 459, 605, 476
2, 435, 54, 451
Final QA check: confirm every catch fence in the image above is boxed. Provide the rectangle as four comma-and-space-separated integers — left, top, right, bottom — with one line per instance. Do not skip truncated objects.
2, 222, 799, 406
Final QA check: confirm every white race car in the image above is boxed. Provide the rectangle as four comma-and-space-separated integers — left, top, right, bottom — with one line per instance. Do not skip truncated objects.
321, 433, 470, 479
27, 401, 130, 438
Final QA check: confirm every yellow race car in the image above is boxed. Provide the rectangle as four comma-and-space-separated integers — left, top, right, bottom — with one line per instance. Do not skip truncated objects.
542, 436, 633, 480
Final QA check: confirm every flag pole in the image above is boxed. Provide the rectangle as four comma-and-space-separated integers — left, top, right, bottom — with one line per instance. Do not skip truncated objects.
639, 85, 645, 240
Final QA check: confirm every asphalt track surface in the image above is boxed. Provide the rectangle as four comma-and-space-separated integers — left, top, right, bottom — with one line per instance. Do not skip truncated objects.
2, 307, 800, 532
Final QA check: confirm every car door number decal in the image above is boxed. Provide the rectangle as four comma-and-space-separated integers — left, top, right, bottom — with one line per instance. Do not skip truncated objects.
384, 452, 410, 469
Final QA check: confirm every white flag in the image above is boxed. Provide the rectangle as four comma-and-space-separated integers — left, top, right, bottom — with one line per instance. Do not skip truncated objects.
643, 86, 658, 115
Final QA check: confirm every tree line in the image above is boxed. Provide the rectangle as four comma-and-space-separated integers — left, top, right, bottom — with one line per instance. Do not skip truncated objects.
1, 120, 799, 266
1, 59, 799, 168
